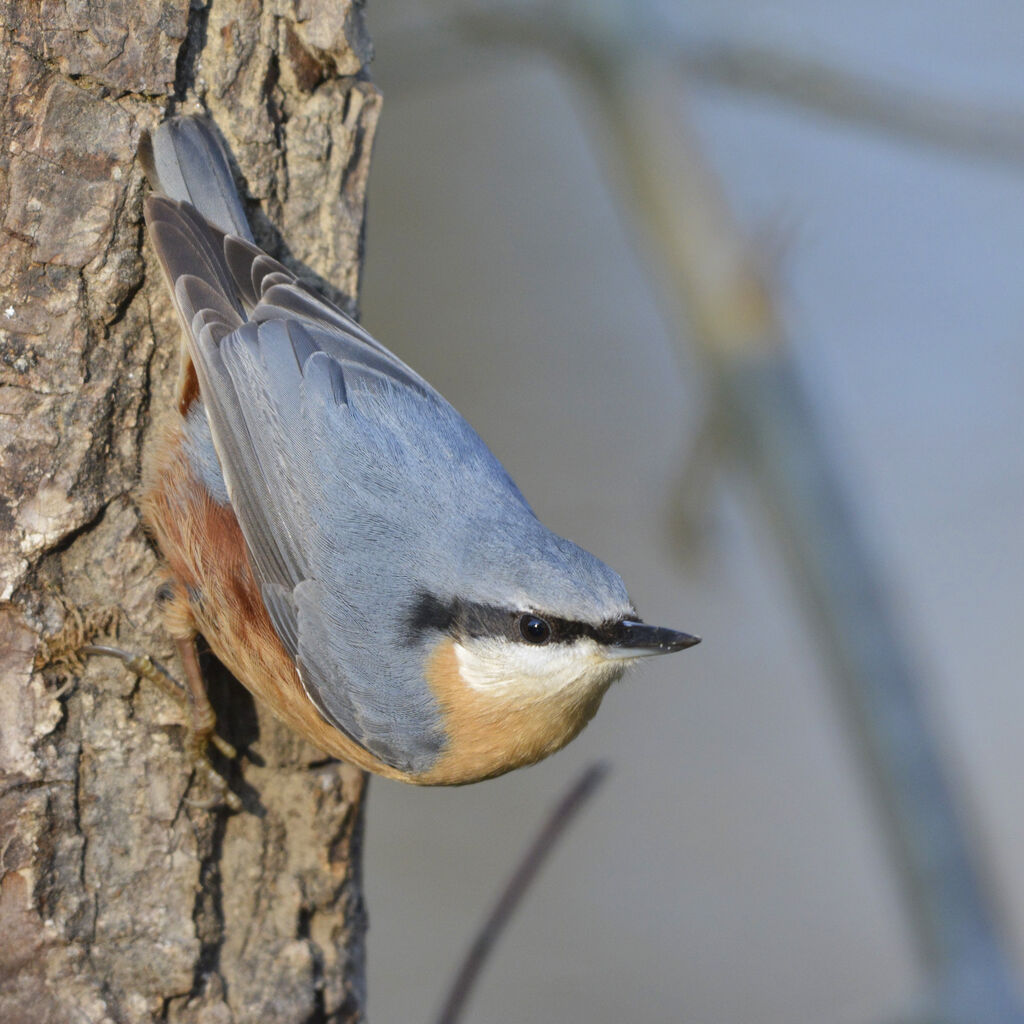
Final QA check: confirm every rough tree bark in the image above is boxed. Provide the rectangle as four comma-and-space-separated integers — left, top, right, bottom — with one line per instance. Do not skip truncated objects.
0, 3, 379, 1021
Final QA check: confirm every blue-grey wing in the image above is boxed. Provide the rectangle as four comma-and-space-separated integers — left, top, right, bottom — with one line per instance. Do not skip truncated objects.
182, 318, 457, 771
145, 194, 472, 771
208, 318, 456, 772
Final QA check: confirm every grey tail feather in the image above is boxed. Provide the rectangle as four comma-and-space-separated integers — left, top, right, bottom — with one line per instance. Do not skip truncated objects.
139, 116, 254, 243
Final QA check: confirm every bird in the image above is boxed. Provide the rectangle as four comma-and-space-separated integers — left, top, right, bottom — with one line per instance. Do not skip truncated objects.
139, 114, 700, 787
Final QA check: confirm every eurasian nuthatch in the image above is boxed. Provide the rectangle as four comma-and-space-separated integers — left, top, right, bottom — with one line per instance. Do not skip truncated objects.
139, 116, 699, 786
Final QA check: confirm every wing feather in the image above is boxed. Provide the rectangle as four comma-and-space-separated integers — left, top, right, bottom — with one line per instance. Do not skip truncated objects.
145, 180, 451, 771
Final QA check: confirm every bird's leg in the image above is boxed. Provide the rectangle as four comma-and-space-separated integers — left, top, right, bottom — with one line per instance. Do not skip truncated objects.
174, 636, 221, 757
78, 641, 236, 758
75, 638, 240, 811
152, 578, 241, 810
175, 634, 245, 811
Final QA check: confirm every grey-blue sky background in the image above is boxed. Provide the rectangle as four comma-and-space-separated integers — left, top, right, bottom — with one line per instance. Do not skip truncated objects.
357, 3, 1024, 1021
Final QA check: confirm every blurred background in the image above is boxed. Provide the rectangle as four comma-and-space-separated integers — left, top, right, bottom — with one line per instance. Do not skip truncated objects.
356, 2, 1024, 1021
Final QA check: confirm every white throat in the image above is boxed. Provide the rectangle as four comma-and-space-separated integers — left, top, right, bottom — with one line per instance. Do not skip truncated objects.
453, 636, 627, 698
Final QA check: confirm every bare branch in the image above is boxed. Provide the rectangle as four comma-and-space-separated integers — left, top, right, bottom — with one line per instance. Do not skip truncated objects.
433, 762, 610, 1024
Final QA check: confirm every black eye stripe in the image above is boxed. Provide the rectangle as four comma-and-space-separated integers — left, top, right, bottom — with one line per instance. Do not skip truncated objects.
538, 616, 591, 643
407, 592, 457, 638
407, 592, 633, 647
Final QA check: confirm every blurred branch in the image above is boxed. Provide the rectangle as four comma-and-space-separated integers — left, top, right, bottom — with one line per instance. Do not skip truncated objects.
380, 4, 1024, 171
433, 762, 610, 1024
567, 49, 1024, 1024
377, 6, 1024, 1016
427, 4, 1024, 1020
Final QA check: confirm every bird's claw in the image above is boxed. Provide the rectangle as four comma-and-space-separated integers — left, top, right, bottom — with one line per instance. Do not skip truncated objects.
78, 640, 241, 812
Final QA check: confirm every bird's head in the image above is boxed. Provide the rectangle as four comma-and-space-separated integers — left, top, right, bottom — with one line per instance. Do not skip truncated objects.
409, 526, 698, 698
396, 517, 700, 782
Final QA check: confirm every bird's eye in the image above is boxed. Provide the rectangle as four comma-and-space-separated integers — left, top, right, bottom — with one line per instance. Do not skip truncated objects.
519, 614, 551, 645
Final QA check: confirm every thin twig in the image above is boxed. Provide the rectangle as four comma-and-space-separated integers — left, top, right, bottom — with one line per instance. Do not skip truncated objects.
433, 761, 610, 1024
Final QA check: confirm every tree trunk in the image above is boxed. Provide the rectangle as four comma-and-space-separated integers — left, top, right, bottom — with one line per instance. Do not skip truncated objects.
0, 3, 379, 1021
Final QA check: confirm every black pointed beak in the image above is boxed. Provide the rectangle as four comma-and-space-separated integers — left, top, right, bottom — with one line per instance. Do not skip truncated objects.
604, 620, 701, 659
